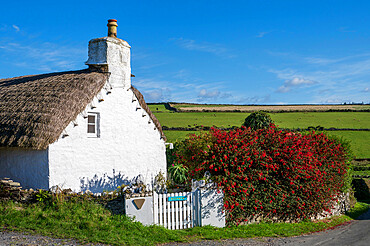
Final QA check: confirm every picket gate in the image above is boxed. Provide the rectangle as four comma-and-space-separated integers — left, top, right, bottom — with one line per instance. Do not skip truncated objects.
153, 191, 200, 229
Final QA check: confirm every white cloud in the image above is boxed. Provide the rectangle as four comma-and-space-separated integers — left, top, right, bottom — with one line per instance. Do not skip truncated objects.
141, 89, 172, 102
305, 57, 343, 65
0, 41, 85, 72
256, 32, 269, 38
305, 53, 370, 65
338, 27, 356, 33
133, 73, 238, 103
198, 89, 220, 98
363, 87, 369, 92
173, 38, 234, 58
196, 89, 233, 102
277, 77, 316, 93
267, 51, 370, 103
12, 25, 20, 32
236, 94, 271, 104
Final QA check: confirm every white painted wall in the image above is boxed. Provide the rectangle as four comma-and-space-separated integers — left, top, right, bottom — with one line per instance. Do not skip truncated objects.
0, 148, 49, 189
126, 196, 154, 226
86, 37, 131, 88
0, 35, 166, 192
48, 87, 167, 192
48, 36, 166, 192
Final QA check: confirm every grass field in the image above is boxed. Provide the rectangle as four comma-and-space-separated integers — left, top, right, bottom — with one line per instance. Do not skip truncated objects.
326, 131, 370, 159
150, 110, 369, 129
169, 103, 370, 112
273, 112, 369, 129
150, 104, 369, 158
164, 130, 369, 158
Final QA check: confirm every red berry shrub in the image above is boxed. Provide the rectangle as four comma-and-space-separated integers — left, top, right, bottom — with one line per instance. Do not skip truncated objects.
173, 125, 351, 225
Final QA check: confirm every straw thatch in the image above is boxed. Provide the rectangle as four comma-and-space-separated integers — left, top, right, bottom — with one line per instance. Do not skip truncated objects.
131, 86, 166, 141
0, 68, 166, 150
0, 68, 108, 150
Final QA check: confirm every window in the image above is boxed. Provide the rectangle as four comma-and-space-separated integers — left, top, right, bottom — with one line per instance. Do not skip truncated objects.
87, 112, 100, 137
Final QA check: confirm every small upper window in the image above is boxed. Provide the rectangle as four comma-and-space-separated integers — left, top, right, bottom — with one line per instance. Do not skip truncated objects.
87, 112, 100, 137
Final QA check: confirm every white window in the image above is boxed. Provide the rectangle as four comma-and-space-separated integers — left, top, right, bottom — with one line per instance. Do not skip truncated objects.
87, 112, 100, 137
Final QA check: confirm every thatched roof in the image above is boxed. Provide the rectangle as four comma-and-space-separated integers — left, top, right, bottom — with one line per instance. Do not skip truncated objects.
0, 68, 165, 150
131, 86, 166, 141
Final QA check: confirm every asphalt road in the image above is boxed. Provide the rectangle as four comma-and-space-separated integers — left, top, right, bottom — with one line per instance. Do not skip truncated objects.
277, 207, 370, 246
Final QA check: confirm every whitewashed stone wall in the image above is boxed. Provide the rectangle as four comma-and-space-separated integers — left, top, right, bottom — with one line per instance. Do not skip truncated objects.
0, 148, 49, 189
48, 87, 167, 192
48, 36, 166, 192
0, 35, 166, 192
86, 37, 131, 88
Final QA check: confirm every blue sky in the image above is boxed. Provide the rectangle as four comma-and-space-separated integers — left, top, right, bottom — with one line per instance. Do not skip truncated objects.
0, 0, 369, 104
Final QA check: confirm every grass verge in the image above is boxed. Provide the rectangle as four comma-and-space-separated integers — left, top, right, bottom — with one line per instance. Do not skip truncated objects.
0, 200, 368, 246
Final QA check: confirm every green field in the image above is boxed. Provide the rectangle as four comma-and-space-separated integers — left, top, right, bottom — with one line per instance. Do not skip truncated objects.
150, 104, 370, 158
164, 130, 369, 158
150, 110, 369, 129
273, 112, 369, 129
168, 103, 370, 111
326, 131, 370, 159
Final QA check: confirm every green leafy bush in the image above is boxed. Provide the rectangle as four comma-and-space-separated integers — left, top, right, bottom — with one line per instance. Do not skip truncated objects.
168, 163, 189, 184
173, 126, 352, 225
243, 111, 274, 130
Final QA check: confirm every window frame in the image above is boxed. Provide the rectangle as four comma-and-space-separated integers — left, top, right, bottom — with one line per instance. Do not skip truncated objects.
87, 112, 100, 138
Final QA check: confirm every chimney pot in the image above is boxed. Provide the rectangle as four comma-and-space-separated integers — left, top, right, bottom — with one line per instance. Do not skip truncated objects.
107, 19, 118, 37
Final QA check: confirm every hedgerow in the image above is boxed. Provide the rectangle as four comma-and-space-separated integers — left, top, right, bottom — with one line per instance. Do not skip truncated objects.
173, 125, 351, 225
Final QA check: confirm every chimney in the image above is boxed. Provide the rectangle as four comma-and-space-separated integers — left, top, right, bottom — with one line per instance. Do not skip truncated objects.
85, 19, 131, 88
107, 19, 118, 37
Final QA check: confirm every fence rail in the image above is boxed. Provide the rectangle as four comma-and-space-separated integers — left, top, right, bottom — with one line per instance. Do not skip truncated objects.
153, 191, 196, 229
125, 184, 225, 229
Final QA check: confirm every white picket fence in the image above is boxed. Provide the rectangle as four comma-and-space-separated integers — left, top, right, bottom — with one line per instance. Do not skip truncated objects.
125, 184, 224, 229
153, 191, 199, 230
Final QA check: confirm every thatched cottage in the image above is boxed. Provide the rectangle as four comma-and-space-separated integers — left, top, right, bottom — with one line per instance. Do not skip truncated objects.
0, 20, 167, 192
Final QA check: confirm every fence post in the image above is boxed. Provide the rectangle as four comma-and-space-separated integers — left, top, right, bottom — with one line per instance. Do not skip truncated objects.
153, 192, 158, 225
192, 189, 201, 227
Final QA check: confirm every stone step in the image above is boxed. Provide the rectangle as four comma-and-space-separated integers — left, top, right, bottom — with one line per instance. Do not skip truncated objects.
0, 180, 13, 183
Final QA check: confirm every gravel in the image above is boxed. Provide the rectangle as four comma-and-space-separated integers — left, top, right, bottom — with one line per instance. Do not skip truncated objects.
0, 230, 108, 246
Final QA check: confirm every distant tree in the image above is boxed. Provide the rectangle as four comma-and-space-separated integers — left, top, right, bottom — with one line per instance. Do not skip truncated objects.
242, 111, 274, 130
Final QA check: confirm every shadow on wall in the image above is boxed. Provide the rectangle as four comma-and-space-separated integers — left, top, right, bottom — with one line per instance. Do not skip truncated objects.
80, 169, 132, 193
201, 188, 225, 223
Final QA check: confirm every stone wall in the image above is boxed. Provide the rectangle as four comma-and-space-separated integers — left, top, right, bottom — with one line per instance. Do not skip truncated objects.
0, 178, 36, 202
48, 35, 166, 192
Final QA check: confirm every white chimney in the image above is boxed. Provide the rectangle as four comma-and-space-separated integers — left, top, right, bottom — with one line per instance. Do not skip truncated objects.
85, 19, 131, 88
